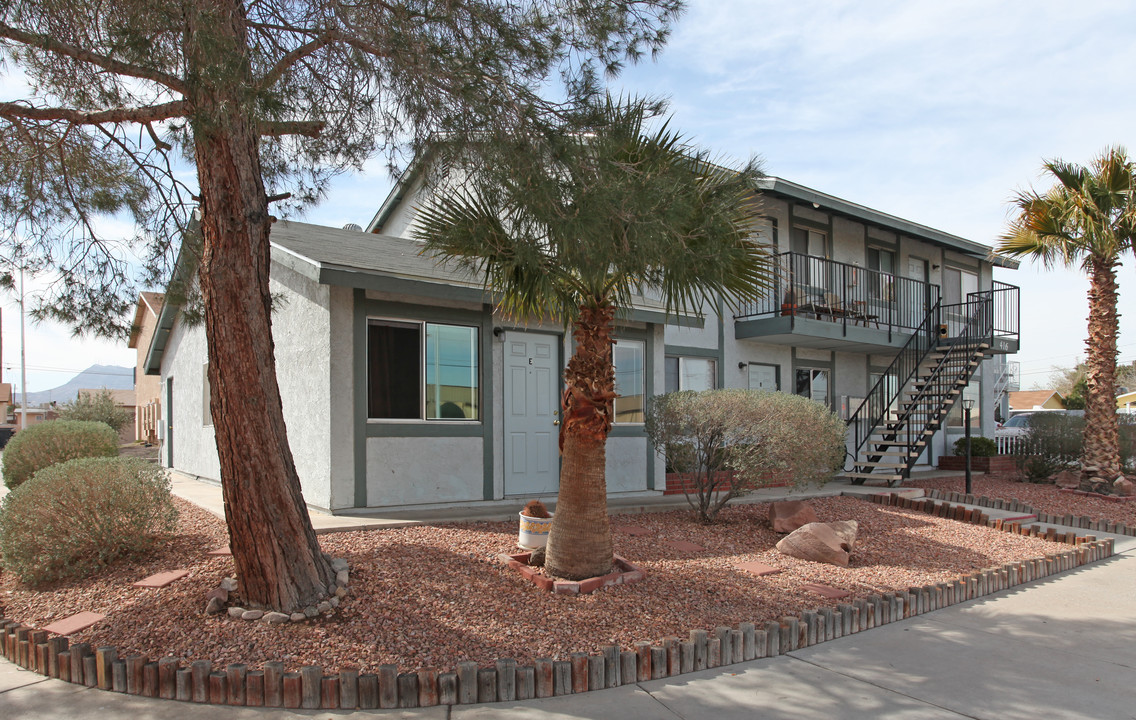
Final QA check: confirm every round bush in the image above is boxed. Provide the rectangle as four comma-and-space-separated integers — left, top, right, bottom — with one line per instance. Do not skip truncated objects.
0, 457, 178, 586
952, 436, 998, 457
1, 420, 119, 489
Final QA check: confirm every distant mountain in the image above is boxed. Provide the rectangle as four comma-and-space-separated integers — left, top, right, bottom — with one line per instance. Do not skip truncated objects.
21, 365, 134, 406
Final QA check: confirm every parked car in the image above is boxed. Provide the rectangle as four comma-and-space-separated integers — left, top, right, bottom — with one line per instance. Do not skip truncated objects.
995, 410, 1083, 439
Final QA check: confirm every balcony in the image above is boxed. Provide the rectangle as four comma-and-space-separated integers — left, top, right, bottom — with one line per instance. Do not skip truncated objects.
734, 253, 1019, 354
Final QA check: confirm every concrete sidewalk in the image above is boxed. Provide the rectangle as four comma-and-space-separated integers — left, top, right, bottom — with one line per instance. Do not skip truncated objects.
4, 525, 1134, 719
168, 469, 965, 533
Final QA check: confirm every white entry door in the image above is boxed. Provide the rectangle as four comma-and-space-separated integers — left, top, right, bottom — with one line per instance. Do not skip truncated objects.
503, 331, 560, 495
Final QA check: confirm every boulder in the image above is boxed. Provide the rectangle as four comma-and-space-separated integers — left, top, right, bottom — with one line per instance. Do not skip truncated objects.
775, 522, 856, 567
1053, 470, 1079, 489
205, 596, 224, 615
1114, 476, 1135, 497
769, 501, 819, 533
828, 520, 860, 551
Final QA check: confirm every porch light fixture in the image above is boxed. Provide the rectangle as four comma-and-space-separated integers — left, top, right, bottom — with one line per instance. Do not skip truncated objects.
738, 362, 748, 370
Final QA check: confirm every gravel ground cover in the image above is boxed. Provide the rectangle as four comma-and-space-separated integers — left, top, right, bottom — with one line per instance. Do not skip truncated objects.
1, 494, 1066, 675
908, 474, 1136, 528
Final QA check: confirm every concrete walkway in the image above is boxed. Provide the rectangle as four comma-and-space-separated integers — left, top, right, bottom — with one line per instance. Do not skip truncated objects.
4, 506, 1134, 718
168, 469, 965, 532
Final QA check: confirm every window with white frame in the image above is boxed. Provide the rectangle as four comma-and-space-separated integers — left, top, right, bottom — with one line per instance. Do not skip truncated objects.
368, 319, 479, 420
664, 356, 717, 393
868, 247, 896, 301
612, 339, 645, 423
795, 367, 830, 406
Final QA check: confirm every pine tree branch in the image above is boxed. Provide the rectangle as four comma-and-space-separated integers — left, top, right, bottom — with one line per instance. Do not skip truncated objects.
0, 100, 188, 126
258, 120, 326, 138
0, 21, 186, 93
260, 33, 337, 89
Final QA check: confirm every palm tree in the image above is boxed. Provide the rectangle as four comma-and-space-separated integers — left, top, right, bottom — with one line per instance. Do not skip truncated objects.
999, 146, 1136, 490
414, 96, 772, 579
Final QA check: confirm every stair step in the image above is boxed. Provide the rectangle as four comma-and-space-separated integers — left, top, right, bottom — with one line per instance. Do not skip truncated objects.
867, 450, 921, 457
844, 472, 903, 481
854, 461, 907, 469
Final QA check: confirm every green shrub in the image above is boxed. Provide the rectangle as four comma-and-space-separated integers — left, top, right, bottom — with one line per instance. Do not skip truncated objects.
1014, 413, 1084, 481
0, 457, 177, 586
1, 420, 119, 489
56, 388, 132, 433
952, 436, 999, 457
646, 389, 846, 522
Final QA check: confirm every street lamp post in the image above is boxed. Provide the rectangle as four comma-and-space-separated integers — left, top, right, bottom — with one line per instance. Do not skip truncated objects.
963, 398, 975, 495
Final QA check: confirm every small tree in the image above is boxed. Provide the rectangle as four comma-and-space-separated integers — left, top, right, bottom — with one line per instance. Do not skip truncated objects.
645, 389, 845, 522
57, 388, 131, 433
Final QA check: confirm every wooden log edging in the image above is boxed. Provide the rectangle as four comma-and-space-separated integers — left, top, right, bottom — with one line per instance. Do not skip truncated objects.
0, 518, 1117, 708
910, 488, 1136, 537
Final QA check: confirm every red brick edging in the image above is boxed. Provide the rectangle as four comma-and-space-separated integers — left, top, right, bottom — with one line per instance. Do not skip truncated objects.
1, 496, 1117, 709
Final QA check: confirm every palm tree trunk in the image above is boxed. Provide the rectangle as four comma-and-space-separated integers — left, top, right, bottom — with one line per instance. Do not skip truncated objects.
1081, 256, 1121, 489
544, 302, 616, 580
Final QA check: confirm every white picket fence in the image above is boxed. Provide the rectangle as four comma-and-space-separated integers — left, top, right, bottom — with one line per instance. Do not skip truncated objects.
995, 435, 1026, 456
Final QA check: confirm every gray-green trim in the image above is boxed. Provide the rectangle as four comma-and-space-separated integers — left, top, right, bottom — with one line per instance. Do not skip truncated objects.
663, 345, 721, 358
716, 297, 726, 389
609, 425, 647, 438
480, 304, 495, 501
366, 423, 482, 438
353, 289, 368, 508
645, 327, 656, 491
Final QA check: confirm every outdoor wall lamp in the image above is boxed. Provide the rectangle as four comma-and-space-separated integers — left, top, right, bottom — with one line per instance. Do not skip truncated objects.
492, 327, 505, 340
738, 362, 748, 370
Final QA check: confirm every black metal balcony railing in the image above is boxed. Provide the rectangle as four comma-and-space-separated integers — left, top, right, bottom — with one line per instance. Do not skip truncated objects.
734, 252, 941, 337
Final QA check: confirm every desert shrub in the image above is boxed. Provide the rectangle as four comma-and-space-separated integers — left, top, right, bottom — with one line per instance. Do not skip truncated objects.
952, 436, 999, 457
0, 457, 177, 585
56, 388, 132, 433
1014, 413, 1084, 481
1, 420, 119, 489
645, 389, 846, 522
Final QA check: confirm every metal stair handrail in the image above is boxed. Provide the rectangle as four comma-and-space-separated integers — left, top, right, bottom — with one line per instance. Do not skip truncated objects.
847, 290, 995, 478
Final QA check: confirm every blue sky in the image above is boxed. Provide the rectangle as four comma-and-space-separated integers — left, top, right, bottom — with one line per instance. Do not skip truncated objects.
4, 0, 1136, 393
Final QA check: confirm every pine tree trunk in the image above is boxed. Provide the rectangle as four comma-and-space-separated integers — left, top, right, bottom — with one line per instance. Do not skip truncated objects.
1080, 256, 1121, 489
544, 303, 616, 580
186, 0, 334, 611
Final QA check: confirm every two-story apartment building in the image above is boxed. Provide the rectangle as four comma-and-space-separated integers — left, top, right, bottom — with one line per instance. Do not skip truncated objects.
144, 171, 1019, 511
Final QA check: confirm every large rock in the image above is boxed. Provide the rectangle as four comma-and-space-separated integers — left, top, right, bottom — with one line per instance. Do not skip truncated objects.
775, 521, 858, 567
1114, 476, 1135, 497
1053, 470, 1079, 489
828, 520, 859, 551
769, 501, 819, 533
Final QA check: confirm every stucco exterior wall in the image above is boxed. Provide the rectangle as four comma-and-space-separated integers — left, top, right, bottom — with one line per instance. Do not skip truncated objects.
160, 263, 335, 509
160, 315, 221, 482
605, 436, 649, 493
366, 436, 484, 507
270, 263, 335, 510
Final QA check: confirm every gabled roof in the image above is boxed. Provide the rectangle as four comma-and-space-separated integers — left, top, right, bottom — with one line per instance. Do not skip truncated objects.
756, 177, 1018, 269
270, 221, 697, 327
127, 292, 165, 349
144, 220, 700, 374
366, 156, 1019, 269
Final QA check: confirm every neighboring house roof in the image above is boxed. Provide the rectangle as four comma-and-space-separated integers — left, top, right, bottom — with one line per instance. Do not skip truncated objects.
128, 292, 165, 349
1009, 390, 1065, 411
1118, 390, 1136, 408
77, 388, 137, 408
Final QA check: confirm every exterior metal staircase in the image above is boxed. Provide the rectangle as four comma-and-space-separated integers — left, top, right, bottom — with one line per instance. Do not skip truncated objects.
845, 293, 995, 486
